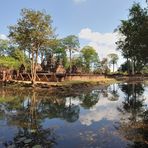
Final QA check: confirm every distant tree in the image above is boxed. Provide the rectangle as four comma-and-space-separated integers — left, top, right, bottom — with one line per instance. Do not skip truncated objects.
62, 35, 79, 73
81, 46, 99, 73
9, 8, 54, 86
41, 39, 59, 62
0, 56, 20, 69
10, 48, 29, 66
51, 39, 68, 67
100, 58, 110, 75
72, 54, 84, 69
0, 39, 9, 56
108, 53, 118, 73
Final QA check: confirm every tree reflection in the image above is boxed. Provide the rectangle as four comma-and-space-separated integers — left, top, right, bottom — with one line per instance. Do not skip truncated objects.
4, 127, 57, 147
118, 83, 148, 147
119, 83, 145, 122
108, 84, 119, 101
100, 86, 108, 98
42, 96, 80, 122
2, 90, 58, 147
0, 90, 80, 147
63, 102, 80, 122
80, 90, 100, 109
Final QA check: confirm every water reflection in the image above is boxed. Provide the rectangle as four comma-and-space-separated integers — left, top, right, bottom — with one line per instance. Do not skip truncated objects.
118, 83, 148, 147
0, 83, 147, 147
119, 83, 145, 122
108, 84, 119, 101
80, 90, 100, 109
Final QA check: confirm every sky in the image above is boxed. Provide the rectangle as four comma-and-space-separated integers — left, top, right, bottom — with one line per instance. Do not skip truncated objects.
0, 0, 147, 68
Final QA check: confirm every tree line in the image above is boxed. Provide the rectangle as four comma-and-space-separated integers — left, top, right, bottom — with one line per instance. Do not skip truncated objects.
0, 1, 147, 85
0, 8, 119, 85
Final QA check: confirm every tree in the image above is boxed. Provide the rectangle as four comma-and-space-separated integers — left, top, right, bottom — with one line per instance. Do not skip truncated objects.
62, 35, 79, 73
50, 39, 68, 67
108, 53, 118, 73
80, 90, 100, 109
116, 3, 148, 75
81, 46, 99, 73
100, 58, 110, 75
0, 56, 20, 69
0, 39, 9, 56
118, 60, 132, 74
9, 8, 54, 86
71, 55, 83, 69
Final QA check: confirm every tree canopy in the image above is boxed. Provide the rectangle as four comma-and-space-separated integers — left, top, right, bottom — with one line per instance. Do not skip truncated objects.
108, 53, 118, 72
81, 46, 99, 72
62, 35, 80, 73
9, 8, 54, 85
116, 3, 148, 74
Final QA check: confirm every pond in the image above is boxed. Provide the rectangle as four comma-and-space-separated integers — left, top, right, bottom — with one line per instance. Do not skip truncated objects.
0, 83, 148, 148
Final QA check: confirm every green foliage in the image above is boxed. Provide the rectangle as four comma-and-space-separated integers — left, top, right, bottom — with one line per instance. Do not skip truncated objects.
52, 39, 68, 67
108, 53, 118, 72
62, 35, 80, 51
9, 8, 54, 84
62, 35, 80, 71
0, 56, 20, 69
72, 55, 83, 68
10, 48, 31, 70
0, 39, 9, 55
98, 58, 110, 74
116, 2, 148, 74
9, 8, 54, 51
81, 46, 99, 72
10, 48, 27, 63
118, 60, 132, 74
141, 65, 148, 74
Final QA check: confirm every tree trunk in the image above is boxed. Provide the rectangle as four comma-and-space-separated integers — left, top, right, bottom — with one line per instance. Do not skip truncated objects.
113, 63, 114, 73
31, 49, 36, 87
41, 51, 44, 63
127, 58, 130, 75
29, 49, 31, 59
131, 58, 135, 75
31, 50, 34, 85
69, 49, 72, 74
134, 58, 136, 74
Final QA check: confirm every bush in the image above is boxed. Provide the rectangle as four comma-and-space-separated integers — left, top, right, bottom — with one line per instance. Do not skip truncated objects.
0, 56, 20, 69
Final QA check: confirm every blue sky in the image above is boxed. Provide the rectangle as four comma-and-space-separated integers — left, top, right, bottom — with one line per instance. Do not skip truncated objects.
0, 0, 147, 67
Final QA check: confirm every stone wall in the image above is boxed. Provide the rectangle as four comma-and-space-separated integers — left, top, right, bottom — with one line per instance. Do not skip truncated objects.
65, 74, 105, 81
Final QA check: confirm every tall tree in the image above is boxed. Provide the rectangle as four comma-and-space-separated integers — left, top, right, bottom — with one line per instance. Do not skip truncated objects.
81, 46, 99, 73
49, 39, 67, 67
116, 3, 148, 74
62, 35, 79, 73
101, 58, 109, 75
108, 53, 118, 73
9, 8, 54, 86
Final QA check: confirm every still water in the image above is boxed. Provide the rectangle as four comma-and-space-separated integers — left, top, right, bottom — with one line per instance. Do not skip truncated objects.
0, 83, 148, 148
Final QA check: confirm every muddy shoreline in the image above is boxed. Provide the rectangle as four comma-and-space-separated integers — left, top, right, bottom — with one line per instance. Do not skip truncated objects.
0, 76, 147, 95
0, 78, 116, 95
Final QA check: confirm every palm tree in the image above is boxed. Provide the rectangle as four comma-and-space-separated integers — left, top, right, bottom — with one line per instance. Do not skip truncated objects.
108, 53, 118, 73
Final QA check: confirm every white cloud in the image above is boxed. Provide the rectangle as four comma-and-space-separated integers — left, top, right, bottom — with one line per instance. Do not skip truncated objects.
79, 28, 118, 56
0, 34, 8, 40
79, 28, 116, 44
79, 94, 122, 126
73, 0, 87, 4
78, 28, 125, 68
